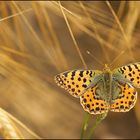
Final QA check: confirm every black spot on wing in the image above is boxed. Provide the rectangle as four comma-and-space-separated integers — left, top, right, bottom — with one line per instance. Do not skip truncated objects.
89, 71, 93, 77
96, 102, 99, 105
119, 68, 124, 74
71, 77, 74, 80
72, 88, 75, 92
78, 77, 81, 81
130, 78, 134, 81
125, 106, 128, 109
86, 71, 89, 74
128, 65, 132, 71
101, 103, 104, 106
63, 72, 69, 77
83, 78, 87, 83
55, 75, 64, 84
79, 71, 83, 77
123, 67, 126, 70
71, 70, 76, 77
131, 95, 134, 100
95, 107, 100, 111
83, 98, 87, 103
120, 105, 124, 109
129, 101, 132, 105
134, 64, 139, 69
115, 107, 119, 109
72, 82, 75, 85
86, 104, 90, 108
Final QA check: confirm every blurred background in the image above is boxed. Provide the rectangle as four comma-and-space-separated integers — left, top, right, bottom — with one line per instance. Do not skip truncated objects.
0, 1, 140, 139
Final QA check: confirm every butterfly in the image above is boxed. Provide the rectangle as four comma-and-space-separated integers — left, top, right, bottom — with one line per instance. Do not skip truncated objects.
54, 62, 140, 114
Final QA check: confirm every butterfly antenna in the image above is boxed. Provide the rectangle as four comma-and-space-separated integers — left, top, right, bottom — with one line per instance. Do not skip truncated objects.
110, 50, 125, 68
86, 50, 104, 67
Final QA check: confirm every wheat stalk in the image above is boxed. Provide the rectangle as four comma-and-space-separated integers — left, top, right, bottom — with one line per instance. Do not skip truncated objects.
0, 108, 23, 139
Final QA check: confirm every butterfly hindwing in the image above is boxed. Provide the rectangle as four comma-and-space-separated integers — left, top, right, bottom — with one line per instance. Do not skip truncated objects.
113, 62, 140, 88
80, 85, 109, 114
55, 63, 140, 114
55, 70, 101, 98
110, 83, 137, 112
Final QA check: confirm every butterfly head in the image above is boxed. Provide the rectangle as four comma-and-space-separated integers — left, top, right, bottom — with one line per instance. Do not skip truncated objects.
103, 64, 111, 73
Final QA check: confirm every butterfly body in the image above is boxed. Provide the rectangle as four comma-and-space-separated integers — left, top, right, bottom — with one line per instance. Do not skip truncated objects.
87, 67, 112, 105
55, 63, 139, 114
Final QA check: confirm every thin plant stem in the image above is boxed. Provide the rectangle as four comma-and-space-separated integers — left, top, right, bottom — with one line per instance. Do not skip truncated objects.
86, 113, 108, 139
80, 112, 90, 139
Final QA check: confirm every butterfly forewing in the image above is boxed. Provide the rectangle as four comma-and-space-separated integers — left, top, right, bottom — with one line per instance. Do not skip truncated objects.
55, 70, 101, 98
110, 83, 137, 112
55, 62, 140, 115
80, 85, 109, 114
113, 62, 140, 88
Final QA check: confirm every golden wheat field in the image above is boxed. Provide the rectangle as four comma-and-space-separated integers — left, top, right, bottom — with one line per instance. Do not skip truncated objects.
0, 1, 140, 139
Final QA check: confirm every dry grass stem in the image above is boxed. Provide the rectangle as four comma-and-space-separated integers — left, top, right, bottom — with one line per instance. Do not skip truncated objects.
0, 1, 139, 139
